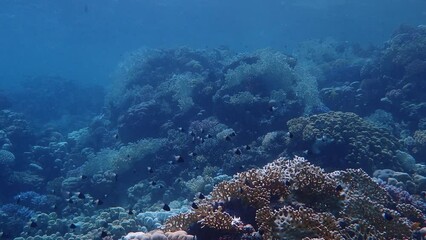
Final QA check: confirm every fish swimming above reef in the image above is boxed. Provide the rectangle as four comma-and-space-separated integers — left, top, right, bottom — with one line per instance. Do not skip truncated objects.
30, 221, 37, 228
174, 155, 184, 163
163, 203, 171, 211
198, 193, 205, 199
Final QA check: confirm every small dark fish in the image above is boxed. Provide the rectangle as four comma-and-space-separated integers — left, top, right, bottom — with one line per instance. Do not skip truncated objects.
200, 138, 205, 143
70, 223, 77, 229
81, 175, 88, 180
163, 203, 171, 211
191, 202, 199, 209
234, 148, 242, 155
174, 155, 184, 163
30, 221, 37, 228
68, 199, 74, 204
285, 179, 293, 186
52, 204, 57, 210
287, 132, 294, 139
269, 106, 278, 112
198, 193, 205, 199
338, 220, 348, 228
229, 131, 236, 137
336, 184, 343, 192
77, 192, 85, 199
94, 199, 103, 206
205, 134, 213, 139
178, 127, 185, 132
151, 181, 157, 186
114, 133, 119, 140
303, 149, 312, 155
244, 145, 251, 150
382, 212, 393, 221
51, 189, 56, 194
16, 197, 21, 204
201, 129, 205, 134
189, 152, 197, 157
147, 166, 154, 173
100, 231, 108, 238
114, 173, 118, 182
244, 179, 254, 187
128, 209, 134, 215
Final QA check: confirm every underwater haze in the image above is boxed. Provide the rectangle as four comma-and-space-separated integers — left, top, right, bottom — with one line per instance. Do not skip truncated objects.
2, 0, 426, 239
0, 0, 425, 86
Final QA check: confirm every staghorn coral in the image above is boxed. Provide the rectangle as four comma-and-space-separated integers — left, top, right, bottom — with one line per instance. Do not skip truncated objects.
159, 157, 424, 240
286, 111, 401, 173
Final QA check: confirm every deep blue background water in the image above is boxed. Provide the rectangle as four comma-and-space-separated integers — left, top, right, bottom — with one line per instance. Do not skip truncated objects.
0, 0, 425, 89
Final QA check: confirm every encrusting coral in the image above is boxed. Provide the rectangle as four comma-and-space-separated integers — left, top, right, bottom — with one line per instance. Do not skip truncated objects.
160, 156, 424, 240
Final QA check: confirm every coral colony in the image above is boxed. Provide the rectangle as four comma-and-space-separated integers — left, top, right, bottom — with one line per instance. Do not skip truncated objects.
1, 25, 426, 239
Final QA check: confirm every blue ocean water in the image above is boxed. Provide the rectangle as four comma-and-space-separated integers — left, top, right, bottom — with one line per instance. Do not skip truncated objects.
1, 0, 426, 239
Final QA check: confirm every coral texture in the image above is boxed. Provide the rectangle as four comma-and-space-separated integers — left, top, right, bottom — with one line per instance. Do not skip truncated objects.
161, 157, 423, 240
286, 111, 401, 173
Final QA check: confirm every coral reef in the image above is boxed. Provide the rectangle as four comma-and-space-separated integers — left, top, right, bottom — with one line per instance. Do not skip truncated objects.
0, 149, 15, 166
109, 47, 225, 143
4, 25, 426, 240
18, 207, 141, 240
160, 156, 423, 240
213, 49, 303, 136
286, 111, 401, 173
123, 230, 195, 240
0, 203, 35, 237
359, 25, 426, 129
81, 138, 167, 175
